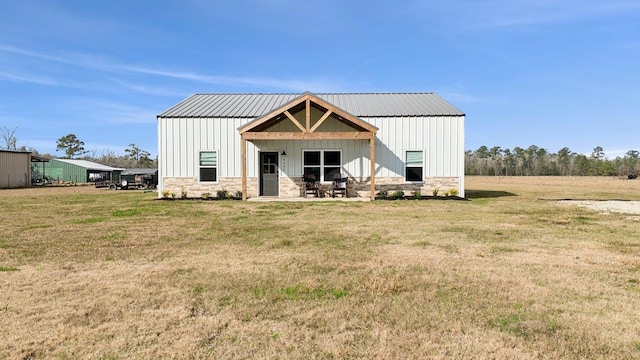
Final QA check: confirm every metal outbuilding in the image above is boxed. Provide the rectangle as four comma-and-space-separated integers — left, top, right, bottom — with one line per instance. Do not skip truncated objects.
33, 159, 125, 184
0, 150, 31, 188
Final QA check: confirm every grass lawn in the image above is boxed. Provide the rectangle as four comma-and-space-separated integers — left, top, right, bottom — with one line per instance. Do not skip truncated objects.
1, 177, 640, 359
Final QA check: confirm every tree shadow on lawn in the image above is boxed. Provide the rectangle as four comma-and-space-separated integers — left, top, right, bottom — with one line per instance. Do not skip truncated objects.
465, 189, 517, 199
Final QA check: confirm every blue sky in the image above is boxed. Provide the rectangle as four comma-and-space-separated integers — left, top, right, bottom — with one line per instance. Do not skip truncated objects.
1, 0, 639, 159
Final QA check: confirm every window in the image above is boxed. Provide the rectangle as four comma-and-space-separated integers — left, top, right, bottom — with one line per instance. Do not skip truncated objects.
323, 151, 341, 181
405, 150, 423, 182
303, 150, 342, 182
199, 151, 217, 182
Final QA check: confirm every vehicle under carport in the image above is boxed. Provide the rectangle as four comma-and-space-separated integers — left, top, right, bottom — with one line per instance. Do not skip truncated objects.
96, 168, 157, 190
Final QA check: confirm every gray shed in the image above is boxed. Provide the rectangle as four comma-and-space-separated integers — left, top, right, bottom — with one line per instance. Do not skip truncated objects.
0, 150, 31, 188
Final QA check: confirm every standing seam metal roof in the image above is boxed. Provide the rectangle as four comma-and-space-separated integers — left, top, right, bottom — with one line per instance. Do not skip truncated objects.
52, 159, 125, 171
158, 93, 464, 118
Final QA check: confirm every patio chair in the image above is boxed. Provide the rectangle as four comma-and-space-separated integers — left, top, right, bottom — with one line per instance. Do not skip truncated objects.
331, 175, 349, 198
302, 174, 320, 197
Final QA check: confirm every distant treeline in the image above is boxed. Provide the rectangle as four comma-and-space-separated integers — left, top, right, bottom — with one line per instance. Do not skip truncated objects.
465, 145, 639, 177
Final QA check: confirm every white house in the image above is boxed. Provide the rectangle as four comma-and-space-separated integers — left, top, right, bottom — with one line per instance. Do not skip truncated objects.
157, 92, 465, 200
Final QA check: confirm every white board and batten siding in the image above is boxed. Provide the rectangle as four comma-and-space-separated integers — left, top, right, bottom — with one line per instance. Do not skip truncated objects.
157, 117, 254, 192
367, 116, 464, 179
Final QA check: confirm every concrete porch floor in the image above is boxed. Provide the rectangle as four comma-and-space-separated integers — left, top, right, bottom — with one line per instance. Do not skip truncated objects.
247, 196, 370, 202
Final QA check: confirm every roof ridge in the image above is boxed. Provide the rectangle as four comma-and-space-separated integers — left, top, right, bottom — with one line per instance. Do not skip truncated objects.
191, 92, 436, 95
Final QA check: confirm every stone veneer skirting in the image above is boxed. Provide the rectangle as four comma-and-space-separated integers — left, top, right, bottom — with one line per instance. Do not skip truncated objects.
162, 176, 460, 199
162, 177, 258, 198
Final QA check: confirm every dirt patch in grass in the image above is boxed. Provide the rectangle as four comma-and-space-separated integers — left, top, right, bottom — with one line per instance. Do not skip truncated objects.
561, 200, 640, 215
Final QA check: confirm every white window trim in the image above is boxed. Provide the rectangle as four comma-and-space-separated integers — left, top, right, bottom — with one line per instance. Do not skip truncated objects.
404, 149, 424, 183
302, 149, 343, 183
198, 149, 219, 183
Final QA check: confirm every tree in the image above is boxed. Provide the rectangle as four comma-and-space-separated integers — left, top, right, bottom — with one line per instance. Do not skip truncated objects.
56, 134, 88, 158
625, 150, 640, 174
0, 125, 18, 150
557, 147, 572, 176
475, 145, 490, 158
124, 143, 152, 167
463, 144, 635, 177
502, 148, 516, 176
513, 147, 525, 175
590, 146, 605, 175
574, 154, 590, 176
591, 146, 604, 161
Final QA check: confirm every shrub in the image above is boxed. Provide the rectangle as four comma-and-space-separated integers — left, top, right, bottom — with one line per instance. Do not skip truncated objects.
162, 189, 170, 198
414, 190, 421, 198
170, 192, 176, 199
201, 192, 211, 200
449, 188, 459, 197
235, 191, 243, 199
378, 190, 388, 198
217, 189, 229, 199
432, 188, 440, 197
443, 191, 450, 197
390, 190, 405, 199
181, 188, 188, 199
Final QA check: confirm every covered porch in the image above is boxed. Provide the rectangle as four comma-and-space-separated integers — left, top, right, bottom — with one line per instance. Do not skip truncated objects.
239, 92, 378, 200
247, 196, 371, 202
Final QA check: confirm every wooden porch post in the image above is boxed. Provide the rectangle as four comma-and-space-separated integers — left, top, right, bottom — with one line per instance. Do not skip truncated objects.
241, 137, 247, 200
369, 137, 376, 200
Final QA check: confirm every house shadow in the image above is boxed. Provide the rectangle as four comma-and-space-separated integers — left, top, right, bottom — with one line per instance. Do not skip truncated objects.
465, 189, 517, 199
340, 136, 407, 195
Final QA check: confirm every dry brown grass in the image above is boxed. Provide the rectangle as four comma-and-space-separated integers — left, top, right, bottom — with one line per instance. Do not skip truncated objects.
1, 177, 640, 359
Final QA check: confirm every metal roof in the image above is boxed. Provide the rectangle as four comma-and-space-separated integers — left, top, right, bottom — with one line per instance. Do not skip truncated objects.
122, 168, 158, 175
52, 159, 125, 171
158, 93, 464, 118
0, 149, 31, 154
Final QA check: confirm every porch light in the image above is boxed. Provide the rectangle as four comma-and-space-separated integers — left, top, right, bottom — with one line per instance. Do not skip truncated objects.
281, 150, 287, 156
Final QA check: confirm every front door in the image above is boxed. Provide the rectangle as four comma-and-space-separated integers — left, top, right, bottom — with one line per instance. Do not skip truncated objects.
259, 152, 279, 196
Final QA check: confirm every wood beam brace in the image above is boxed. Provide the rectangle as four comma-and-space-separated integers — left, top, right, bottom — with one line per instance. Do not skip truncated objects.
284, 111, 307, 133
305, 99, 311, 131
309, 110, 333, 133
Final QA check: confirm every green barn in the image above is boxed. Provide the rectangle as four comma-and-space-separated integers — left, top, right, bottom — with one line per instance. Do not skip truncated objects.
32, 159, 124, 184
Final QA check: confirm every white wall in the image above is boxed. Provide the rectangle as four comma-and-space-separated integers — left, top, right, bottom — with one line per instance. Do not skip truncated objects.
157, 113, 465, 195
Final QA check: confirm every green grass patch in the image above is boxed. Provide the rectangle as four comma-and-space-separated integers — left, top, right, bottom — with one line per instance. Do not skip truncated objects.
73, 217, 108, 225
279, 285, 348, 300
111, 208, 140, 217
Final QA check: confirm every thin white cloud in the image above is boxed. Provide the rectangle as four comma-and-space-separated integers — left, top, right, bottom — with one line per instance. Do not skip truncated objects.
105, 78, 189, 98
118, 65, 345, 92
58, 99, 158, 125
0, 71, 60, 86
0, 44, 346, 93
419, 0, 640, 31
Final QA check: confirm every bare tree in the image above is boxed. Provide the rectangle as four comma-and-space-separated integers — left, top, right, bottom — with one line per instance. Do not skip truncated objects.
0, 125, 18, 150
